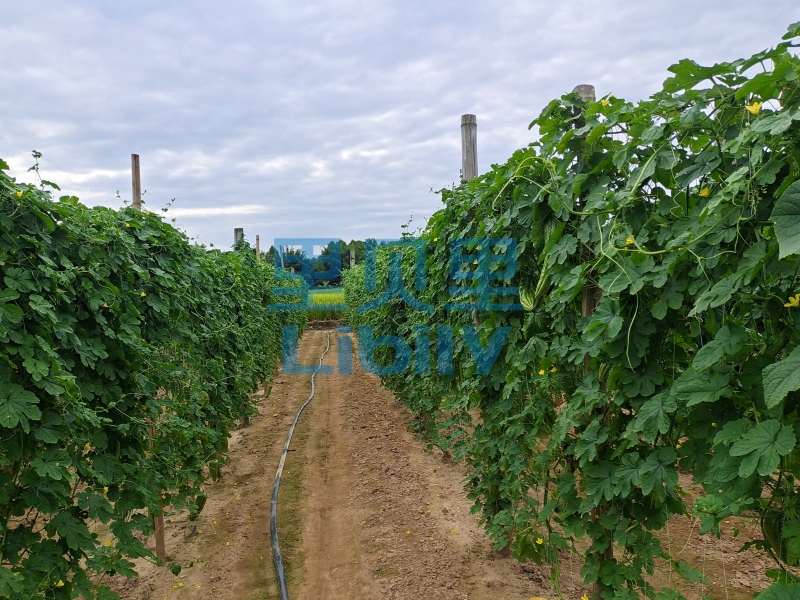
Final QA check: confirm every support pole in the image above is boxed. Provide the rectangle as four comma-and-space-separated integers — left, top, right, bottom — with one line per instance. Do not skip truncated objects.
573, 85, 600, 355
256, 235, 261, 259
571, 83, 612, 599
131, 154, 142, 211
132, 152, 164, 560
234, 228, 244, 247
461, 114, 480, 326
350, 249, 355, 268
149, 421, 165, 561
460, 114, 478, 183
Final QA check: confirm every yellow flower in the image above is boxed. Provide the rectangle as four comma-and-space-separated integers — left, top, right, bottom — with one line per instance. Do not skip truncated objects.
550, 367, 557, 373
125, 223, 131, 227
103, 486, 109, 494
538, 369, 545, 375
698, 188, 710, 197
225, 541, 231, 546
56, 580, 65, 587
102, 302, 108, 307
406, 530, 410, 534
600, 99, 610, 106
784, 293, 800, 308
15, 191, 22, 198
711, 422, 717, 428
625, 236, 634, 245
745, 101, 762, 115
104, 540, 112, 547
429, 536, 434, 541
140, 292, 146, 297
84, 443, 92, 450
473, 260, 478, 265
582, 595, 590, 600
451, 529, 457, 534
676, 443, 682, 449
535, 537, 544, 544
433, 237, 438, 242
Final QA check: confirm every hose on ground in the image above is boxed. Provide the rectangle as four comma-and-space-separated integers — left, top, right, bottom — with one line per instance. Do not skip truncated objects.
270, 331, 331, 600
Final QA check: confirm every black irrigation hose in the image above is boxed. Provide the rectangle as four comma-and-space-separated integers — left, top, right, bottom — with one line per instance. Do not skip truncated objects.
270, 331, 331, 600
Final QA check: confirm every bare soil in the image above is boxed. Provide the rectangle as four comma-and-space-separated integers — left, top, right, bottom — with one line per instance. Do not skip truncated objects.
110, 327, 780, 600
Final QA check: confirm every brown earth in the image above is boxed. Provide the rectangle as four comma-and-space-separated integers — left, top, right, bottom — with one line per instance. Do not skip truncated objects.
110, 327, 782, 600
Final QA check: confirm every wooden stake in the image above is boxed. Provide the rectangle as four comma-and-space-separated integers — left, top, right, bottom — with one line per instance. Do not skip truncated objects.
147, 422, 166, 560
131, 154, 142, 211
350, 249, 355, 268
461, 114, 478, 183
461, 114, 481, 326
572, 84, 600, 367
132, 153, 164, 559
572, 83, 612, 598
256, 235, 261, 259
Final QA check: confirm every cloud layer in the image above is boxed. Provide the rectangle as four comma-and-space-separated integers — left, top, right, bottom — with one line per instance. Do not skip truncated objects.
2, 1, 798, 248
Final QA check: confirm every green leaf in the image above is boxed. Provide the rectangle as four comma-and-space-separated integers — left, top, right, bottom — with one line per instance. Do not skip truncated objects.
672, 368, 731, 407
0, 288, 20, 303
546, 234, 577, 267
0, 567, 25, 598
729, 420, 795, 477
31, 448, 72, 480
0, 384, 42, 431
584, 299, 623, 341
612, 452, 642, 498
770, 181, 800, 258
752, 111, 794, 135
688, 276, 740, 316
756, 583, 800, 600
586, 461, 616, 502
33, 412, 65, 444
692, 326, 748, 371
23, 357, 49, 381
673, 561, 710, 584
77, 490, 114, 522
0, 301, 23, 324
49, 511, 95, 551
574, 419, 608, 464
663, 59, 733, 93
639, 447, 678, 501
782, 520, 800, 555
763, 346, 800, 409
633, 393, 677, 442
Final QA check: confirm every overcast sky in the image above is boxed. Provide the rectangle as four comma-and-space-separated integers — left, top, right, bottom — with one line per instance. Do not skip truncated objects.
2, 2, 798, 250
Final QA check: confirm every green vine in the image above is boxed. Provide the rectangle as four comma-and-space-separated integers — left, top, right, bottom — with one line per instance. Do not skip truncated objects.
0, 161, 305, 599
344, 22, 800, 599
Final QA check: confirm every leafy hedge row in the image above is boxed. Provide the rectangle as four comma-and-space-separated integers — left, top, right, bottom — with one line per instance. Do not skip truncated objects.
344, 24, 800, 599
0, 160, 305, 599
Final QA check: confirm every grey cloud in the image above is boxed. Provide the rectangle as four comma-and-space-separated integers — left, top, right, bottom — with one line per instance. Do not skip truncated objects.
2, 1, 797, 248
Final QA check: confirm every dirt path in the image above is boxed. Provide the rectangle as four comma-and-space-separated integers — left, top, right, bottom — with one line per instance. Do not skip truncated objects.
111, 327, 772, 600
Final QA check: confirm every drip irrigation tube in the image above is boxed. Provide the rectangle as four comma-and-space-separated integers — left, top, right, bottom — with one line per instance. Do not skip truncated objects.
270, 332, 331, 600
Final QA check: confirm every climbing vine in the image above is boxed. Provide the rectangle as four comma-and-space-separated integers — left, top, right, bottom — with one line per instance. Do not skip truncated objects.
344, 23, 800, 599
0, 161, 305, 599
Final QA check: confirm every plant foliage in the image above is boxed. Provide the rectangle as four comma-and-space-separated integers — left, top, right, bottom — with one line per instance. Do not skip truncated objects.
0, 161, 305, 599
344, 24, 800, 599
